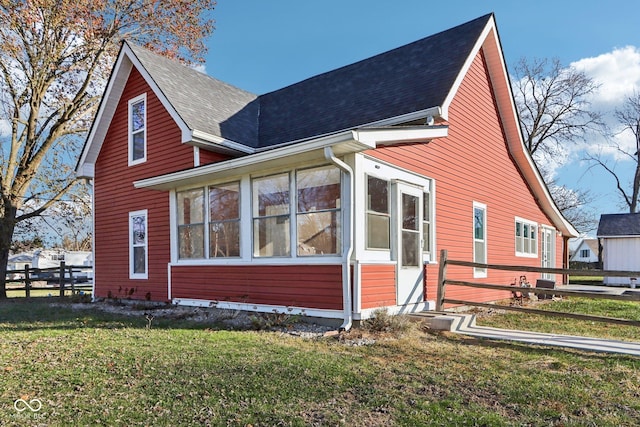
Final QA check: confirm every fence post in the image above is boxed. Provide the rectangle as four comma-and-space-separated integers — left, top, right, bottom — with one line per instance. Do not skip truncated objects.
436, 249, 448, 311
59, 261, 65, 297
69, 266, 75, 294
24, 264, 31, 298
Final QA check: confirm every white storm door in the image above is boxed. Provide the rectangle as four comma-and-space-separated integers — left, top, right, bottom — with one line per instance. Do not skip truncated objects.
395, 183, 424, 306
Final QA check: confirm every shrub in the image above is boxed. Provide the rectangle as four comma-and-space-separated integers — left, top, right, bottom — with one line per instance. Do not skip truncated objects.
361, 308, 411, 334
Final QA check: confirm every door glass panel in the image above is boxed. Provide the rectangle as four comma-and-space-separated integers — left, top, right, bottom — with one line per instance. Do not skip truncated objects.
402, 231, 419, 266
401, 193, 420, 267
402, 194, 418, 231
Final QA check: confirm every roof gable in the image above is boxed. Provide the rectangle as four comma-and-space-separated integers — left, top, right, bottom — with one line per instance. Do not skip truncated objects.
76, 13, 578, 238
597, 213, 640, 237
126, 44, 259, 146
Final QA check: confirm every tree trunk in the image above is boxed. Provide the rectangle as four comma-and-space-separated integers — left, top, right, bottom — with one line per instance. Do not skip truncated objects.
0, 213, 17, 300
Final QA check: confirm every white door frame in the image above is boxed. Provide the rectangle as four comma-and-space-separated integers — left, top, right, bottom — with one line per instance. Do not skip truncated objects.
393, 181, 424, 306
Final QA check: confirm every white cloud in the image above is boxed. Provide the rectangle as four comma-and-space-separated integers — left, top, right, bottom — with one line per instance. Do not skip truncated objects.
571, 46, 640, 106
567, 46, 640, 161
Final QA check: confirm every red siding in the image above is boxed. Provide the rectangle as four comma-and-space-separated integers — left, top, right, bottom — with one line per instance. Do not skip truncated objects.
198, 147, 229, 165
94, 68, 230, 301
171, 264, 343, 310
369, 49, 563, 306
360, 264, 396, 309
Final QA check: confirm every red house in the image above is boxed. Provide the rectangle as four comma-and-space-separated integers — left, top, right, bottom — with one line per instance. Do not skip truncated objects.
76, 14, 577, 328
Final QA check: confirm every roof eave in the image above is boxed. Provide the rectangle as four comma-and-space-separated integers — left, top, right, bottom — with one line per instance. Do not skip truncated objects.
134, 130, 374, 191
352, 125, 448, 146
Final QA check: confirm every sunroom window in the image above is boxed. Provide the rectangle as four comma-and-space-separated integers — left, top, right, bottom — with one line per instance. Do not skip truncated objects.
366, 175, 390, 250
177, 189, 205, 259
209, 182, 240, 257
296, 165, 341, 256
423, 191, 431, 253
252, 173, 291, 257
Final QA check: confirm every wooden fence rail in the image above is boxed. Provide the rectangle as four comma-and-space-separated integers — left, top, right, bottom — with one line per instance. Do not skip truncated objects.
436, 249, 640, 327
4, 262, 92, 298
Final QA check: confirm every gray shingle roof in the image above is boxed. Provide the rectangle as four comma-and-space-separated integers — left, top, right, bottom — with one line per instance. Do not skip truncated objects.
597, 213, 640, 237
128, 43, 259, 146
128, 13, 492, 149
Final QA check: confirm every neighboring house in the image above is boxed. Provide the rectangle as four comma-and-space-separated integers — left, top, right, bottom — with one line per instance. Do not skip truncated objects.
597, 213, 640, 285
569, 238, 599, 264
7, 253, 34, 277
76, 14, 576, 325
7, 250, 92, 280
31, 250, 92, 269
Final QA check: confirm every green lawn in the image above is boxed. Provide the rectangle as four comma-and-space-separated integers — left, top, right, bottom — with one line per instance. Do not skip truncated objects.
568, 275, 604, 285
5, 288, 85, 298
1, 298, 640, 426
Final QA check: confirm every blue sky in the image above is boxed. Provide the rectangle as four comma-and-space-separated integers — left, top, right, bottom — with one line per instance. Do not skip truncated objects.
203, 1, 640, 235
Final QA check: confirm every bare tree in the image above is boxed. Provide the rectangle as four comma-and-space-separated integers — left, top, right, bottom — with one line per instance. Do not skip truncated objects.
0, 0, 216, 298
513, 57, 603, 159
586, 92, 640, 213
547, 182, 598, 232
512, 57, 603, 232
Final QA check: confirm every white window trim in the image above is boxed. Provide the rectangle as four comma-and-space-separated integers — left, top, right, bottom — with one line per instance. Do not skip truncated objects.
128, 93, 147, 166
172, 162, 346, 265
129, 209, 148, 279
515, 217, 538, 258
357, 156, 435, 263
473, 202, 487, 278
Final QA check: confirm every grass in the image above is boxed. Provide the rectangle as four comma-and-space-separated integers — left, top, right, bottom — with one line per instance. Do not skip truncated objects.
5, 289, 84, 298
1, 298, 640, 426
477, 296, 640, 342
568, 275, 604, 284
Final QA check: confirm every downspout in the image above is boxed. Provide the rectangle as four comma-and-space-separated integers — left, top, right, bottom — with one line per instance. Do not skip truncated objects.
324, 146, 353, 331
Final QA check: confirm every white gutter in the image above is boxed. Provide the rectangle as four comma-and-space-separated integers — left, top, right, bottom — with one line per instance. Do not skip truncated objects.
324, 146, 353, 331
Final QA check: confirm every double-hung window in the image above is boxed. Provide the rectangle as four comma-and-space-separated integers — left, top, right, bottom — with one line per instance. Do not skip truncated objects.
366, 176, 390, 250
515, 218, 537, 257
473, 203, 487, 277
128, 94, 146, 165
129, 210, 148, 279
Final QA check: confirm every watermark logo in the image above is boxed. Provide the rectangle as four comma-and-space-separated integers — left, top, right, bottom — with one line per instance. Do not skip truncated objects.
13, 398, 42, 413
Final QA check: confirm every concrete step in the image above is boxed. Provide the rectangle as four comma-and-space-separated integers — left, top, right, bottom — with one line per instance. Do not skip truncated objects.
409, 311, 476, 331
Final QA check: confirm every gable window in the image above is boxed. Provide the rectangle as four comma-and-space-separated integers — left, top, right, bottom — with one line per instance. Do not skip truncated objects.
129, 210, 148, 279
515, 218, 537, 257
177, 189, 205, 259
473, 203, 487, 277
580, 249, 589, 258
296, 165, 341, 256
366, 175, 390, 250
128, 94, 147, 165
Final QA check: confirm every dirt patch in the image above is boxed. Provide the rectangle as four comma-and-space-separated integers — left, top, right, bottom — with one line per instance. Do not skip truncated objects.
55, 299, 337, 337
